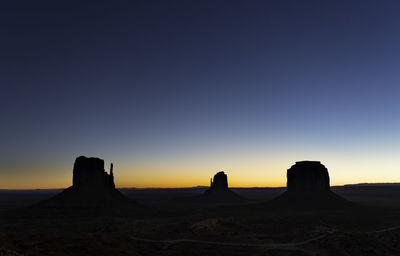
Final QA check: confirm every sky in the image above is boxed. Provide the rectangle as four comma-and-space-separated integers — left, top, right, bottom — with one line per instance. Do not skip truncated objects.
2, 0, 400, 189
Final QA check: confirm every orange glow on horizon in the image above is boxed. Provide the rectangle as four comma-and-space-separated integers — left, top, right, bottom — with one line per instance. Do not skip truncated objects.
3, 152, 400, 189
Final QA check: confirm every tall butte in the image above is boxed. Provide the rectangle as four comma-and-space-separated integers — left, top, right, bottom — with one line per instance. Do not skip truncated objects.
270, 161, 351, 209
287, 161, 330, 194
203, 171, 243, 202
36, 156, 136, 210
72, 156, 116, 190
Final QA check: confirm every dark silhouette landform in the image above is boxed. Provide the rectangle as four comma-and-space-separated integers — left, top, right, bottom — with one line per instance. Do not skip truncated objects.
202, 171, 243, 203
5, 159, 400, 256
36, 156, 137, 211
269, 161, 351, 209
173, 171, 244, 205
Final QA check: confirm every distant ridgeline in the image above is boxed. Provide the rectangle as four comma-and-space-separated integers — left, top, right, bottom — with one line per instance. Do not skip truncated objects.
343, 183, 400, 187
35, 156, 137, 211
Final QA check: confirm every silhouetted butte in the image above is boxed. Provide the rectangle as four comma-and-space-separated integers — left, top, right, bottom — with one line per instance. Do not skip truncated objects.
203, 171, 243, 203
270, 161, 351, 209
36, 156, 137, 211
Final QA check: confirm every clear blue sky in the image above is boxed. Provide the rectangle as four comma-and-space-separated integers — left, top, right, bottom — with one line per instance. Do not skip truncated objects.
2, 0, 400, 188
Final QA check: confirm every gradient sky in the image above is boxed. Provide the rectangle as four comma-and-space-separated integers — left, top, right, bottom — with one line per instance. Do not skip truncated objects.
2, 0, 400, 189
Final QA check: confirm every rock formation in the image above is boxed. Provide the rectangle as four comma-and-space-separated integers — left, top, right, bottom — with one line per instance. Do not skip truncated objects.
36, 156, 137, 211
287, 161, 330, 193
270, 161, 351, 209
203, 171, 243, 203
72, 156, 115, 189
209, 171, 228, 191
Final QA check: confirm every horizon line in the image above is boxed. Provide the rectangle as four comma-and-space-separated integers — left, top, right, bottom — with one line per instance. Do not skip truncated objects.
3, 182, 400, 190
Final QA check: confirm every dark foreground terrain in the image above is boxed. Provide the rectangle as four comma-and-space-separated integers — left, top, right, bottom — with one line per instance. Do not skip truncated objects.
1, 185, 400, 256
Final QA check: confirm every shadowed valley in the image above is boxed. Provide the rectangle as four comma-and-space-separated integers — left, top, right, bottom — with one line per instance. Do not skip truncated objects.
1, 157, 400, 255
